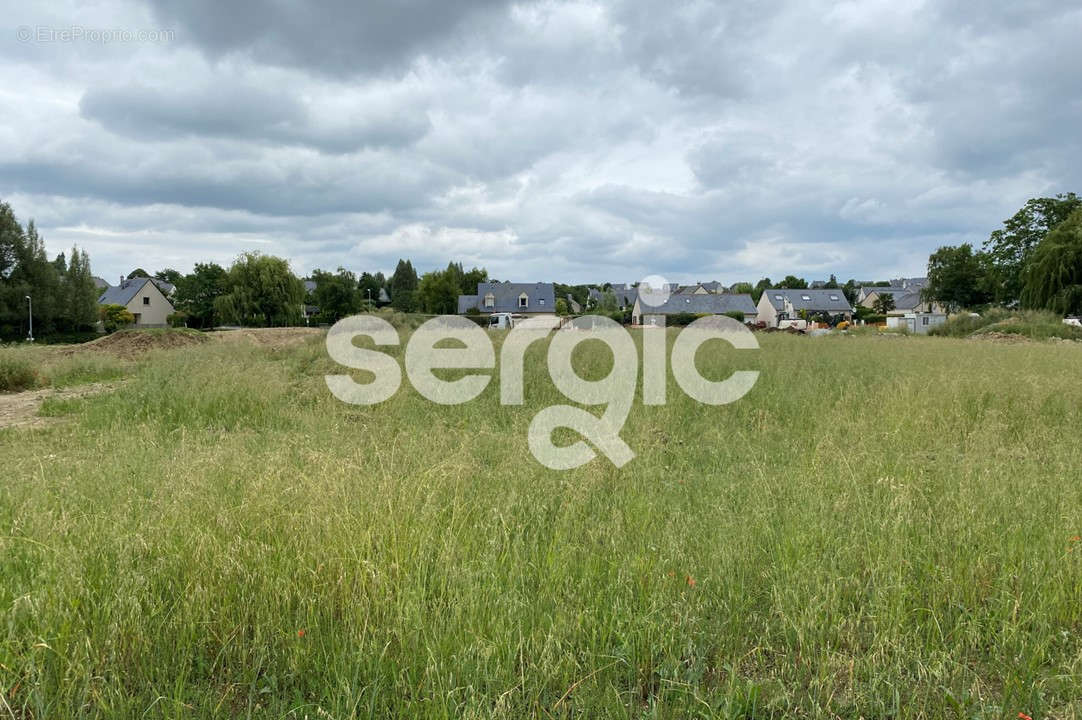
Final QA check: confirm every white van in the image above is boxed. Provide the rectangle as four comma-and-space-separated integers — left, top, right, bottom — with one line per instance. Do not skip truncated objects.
489, 312, 516, 330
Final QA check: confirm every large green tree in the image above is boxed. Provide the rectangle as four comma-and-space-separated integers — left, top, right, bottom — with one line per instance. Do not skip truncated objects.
214, 252, 304, 327
1020, 208, 1082, 315
777, 275, 808, 289
389, 259, 419, 312
174, 262, 228, 328
985, 193, 1081, 305
923, 243, 992, 312
310, 267, 363, 321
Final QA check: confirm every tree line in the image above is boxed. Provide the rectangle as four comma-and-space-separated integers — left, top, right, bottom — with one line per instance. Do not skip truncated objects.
0, 201, 99, 340
922, 193, 1082, 314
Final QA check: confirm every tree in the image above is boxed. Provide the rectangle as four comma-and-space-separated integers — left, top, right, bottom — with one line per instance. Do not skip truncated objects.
174, 262, 228, 328
310, 267, 362, 321
389, 259, 418, 312
985, 193, 1081, 305
729, 282, 754, 296
752, 278, 772, 304
63, 246, 99, 329
842, 279, 859, 305
100, 304, 134, 333
214, 252, 304, 326
555, 297, 569, 315
1020, 208, 1082, 315
155, 268, 183, 285
777, 275, 808, 289
127, 268, 150, 279
872, 293, 896, 315
924, 243, 992, 312
357, 272, 383, 308
824, 274, 839, 289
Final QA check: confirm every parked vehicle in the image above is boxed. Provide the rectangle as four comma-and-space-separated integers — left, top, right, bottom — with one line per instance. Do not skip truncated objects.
489, 312, 516, 330
1064, 317, 1082, 328
777, 319, 808, 331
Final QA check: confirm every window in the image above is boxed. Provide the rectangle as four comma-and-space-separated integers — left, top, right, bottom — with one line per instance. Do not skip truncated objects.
483, 293, 495, 308
829, 294, 840, 301
518, 293, 528, 308
922, 316, 929, 326
801, 294, 811, 301
774, 294, 783, 300
538, 298, 545, 305
143, 296, 150, 305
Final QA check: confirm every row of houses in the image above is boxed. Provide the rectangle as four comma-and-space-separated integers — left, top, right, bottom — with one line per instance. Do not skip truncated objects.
91, 271, 946, 333
457, 278, 948, 333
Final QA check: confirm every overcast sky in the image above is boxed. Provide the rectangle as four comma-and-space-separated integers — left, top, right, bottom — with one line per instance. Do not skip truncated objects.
1, 1, 1079, 286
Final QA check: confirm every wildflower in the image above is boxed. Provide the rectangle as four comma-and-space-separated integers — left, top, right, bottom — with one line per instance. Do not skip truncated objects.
686, 575, 696, 588
1019, 712, 1033, 720
297, 629, 306, 638
1070, 536, 1080, 542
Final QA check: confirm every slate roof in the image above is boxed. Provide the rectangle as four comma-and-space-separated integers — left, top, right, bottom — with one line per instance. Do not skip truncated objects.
92, 276, 111, 290
639, 293, 758, 316
150, 278, 175, 296
762, 288, 853, 313
458, 282, 556, 313
98, 276, 161, 306
588, 286, 638, 307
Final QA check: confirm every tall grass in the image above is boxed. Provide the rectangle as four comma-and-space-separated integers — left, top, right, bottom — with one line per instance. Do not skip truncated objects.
929, 307, 1082, 340
2, 332, 1081, 717
0, 345, 130, 391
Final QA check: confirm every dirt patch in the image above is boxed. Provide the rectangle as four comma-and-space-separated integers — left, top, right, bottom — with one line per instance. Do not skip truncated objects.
61, 329, 209, 359
207, 327, 324, 349
0, 381, 123, 430
968, 331, 1033, 344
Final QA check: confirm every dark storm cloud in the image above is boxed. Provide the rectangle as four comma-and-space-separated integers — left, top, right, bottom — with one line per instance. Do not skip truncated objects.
79, 81, 431, 153
144, 0, 513, 76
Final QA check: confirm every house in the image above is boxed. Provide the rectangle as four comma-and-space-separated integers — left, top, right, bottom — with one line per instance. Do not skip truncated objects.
886, 311, 946, 334
97, 276, 175, 327
756, 288, 853, 327
632, 293, 758, 326
458, 282, 556, 316
888, 290, 945, 315
857, 285, 908, 308
674, 281, 724, 295
588, 286, 638, 309
92, 276, 111, 291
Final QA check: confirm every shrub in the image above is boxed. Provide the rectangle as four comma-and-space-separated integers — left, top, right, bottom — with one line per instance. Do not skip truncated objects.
928, 308, 1082, 340
0, 351, 39, 391
723, 311, 745, 322
167, 311, 189, 328
100, 304, 135, 333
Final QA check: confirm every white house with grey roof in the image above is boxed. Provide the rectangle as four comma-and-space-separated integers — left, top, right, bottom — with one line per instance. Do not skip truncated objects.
458, 282, 556, 316
632, 293, 758, 325
98, 276, 175, 327
756, 288, 853, 327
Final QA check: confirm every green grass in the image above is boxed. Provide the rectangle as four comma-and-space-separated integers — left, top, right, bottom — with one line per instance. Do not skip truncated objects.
2, 331, 1082, 718
0, 345, 131, 391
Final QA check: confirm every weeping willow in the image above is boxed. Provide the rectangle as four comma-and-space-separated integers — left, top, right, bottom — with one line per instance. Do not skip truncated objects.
1021, 208, 1082, 315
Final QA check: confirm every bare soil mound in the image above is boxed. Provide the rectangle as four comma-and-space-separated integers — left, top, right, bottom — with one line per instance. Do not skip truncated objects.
64, 329, 209, 358
207, 327, 324, 349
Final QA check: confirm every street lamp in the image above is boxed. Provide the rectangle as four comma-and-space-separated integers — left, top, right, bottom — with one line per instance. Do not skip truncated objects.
366, 288, 372, 311
25, 295, 33, 342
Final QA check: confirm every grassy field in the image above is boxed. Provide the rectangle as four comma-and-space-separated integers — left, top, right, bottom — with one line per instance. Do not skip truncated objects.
1, 329, 1081, 718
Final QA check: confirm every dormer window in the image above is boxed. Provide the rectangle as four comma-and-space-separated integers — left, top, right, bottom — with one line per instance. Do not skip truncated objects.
483, 293, 495, 308
518, 293, 528, 308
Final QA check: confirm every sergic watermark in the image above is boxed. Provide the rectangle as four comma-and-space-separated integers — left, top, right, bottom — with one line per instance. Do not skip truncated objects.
325, 277, 760, 470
